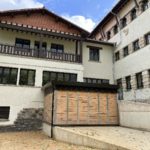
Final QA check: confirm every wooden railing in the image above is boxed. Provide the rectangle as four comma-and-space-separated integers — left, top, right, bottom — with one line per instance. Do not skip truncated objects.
0, 44, 82, 63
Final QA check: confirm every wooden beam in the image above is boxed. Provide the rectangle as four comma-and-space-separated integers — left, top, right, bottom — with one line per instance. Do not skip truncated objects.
0, 22, 83, 40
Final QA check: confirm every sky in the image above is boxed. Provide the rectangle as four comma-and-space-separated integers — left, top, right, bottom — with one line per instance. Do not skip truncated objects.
0, 0, 118, 32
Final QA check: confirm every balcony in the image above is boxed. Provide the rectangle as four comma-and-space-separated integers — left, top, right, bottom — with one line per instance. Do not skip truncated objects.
0, 44, 82, 63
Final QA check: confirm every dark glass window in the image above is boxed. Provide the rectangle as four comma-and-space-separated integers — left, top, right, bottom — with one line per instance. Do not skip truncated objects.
107, 31, 111, 40
115, 51, 120, 61
84, 78, 109, 84
123, 46, 129, 57
0, 67, 18, 85
34, 41, 47, 50
136, 72, 143, 89
133, 40, 140, 51
15, 38, 30, 49
120, 18, 127, 29
117, 79, 122, 89
51, 44, 64, 53
0, 107, 10, 119
126, 76, 132, 90
131, 9, 137, 20
89, 48, 99, 61
142, 0, 149, 11
113, 25, 118, 35
145, 33, 150, 45
19, 69, 35, 86
42, 71, 77, 85
117, 78, 123, 100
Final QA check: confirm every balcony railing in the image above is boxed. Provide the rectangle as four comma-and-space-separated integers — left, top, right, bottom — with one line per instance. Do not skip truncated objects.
0, 44, 82, 63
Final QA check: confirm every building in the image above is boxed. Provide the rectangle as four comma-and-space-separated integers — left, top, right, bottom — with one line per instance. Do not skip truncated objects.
90, 0, 150, 101
0, 8, 115, 129
90, 0, 150, 131
0, 0, 150, 132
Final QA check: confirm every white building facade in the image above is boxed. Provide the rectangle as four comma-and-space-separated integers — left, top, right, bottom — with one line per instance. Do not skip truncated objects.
90, 0, 150, 101
0, 8, 114, 129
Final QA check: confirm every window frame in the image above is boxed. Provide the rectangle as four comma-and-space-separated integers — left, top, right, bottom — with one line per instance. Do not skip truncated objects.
120, 17, 127, 29
131, 8, 137, 21
115, 51, 120, 61
113, 25, 118, 35
19, 69, 36, 86
123, 46, 129, 57
0, 107, 10, 120
136, 72, 143, 89
42, 71, 77, 85
84, 78, 109, 84
142, 0, 149, 12
145, 33, 150, 45
51, 43, 64, 53
34, 41, 47, 51
133, 39, 140, 51
15, 38, 30, 49
89, 47, 100, 62
107, 31, 111, 40
125, 76, 132, 91
0, 67, 18, 85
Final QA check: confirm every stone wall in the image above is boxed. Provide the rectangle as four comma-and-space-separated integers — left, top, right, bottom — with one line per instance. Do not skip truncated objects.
0, 108, 43, 132
118, 100, 150, 131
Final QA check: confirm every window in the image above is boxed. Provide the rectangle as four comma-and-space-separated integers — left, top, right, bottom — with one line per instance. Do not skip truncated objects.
0, 107, 10, 119
113, 25, 118, 35
0, 67, 18, 85
34, 41, 47, 51
43, 71, 77, 85
115, 51, 120, 61
84, 78, 109, 84
19, 69, 35, 86
142, 0, 149, 12
15, 38, 30, 49
123, 46, 129, 57
117, 79, 122, 89
117, 79, 123, 100
133, 40, 140, 51
120, 17, 127, 29
89, 47, 100, 61
131, 9, 137, 21
51, 44, 64, 53
136, 72, 143, 89
126, 76, 132, 90
145, 33, 150, 45
107, 31, 111, 40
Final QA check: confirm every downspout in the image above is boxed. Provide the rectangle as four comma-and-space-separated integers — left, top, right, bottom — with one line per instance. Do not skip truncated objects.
51, 84, 55, 138
110, 11, 122, 85
110, 11, 122, 46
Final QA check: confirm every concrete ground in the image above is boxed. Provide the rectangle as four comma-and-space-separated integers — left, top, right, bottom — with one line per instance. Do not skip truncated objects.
0, 131, 98, 150
57, 127, 150, 150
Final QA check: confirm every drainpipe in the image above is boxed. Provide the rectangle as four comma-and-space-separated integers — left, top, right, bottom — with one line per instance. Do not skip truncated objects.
110, 11, 122, 85
110, 11, 122, 46
51, 84, 55, 138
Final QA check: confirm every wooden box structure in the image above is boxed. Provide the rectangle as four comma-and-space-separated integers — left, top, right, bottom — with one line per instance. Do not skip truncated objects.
42, 82, 119, 134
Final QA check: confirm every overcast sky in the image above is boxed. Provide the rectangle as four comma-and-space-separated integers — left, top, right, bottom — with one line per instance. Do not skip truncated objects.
0, 0, 118, 32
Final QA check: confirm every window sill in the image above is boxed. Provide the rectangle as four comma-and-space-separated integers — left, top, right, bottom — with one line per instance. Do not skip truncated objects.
88, 60, 101, 63
0, 119, 9, 122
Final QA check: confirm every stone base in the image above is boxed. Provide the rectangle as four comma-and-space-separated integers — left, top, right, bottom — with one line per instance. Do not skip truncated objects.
43, 123, 51, 137
0, 108, 43, 132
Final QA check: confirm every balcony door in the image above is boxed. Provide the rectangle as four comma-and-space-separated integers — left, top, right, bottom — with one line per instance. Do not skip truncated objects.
34, 41, 47, 57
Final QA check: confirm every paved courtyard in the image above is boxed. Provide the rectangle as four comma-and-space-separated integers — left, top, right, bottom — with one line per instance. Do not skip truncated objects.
0, 131, 98, 150
64, 127, 150, 150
